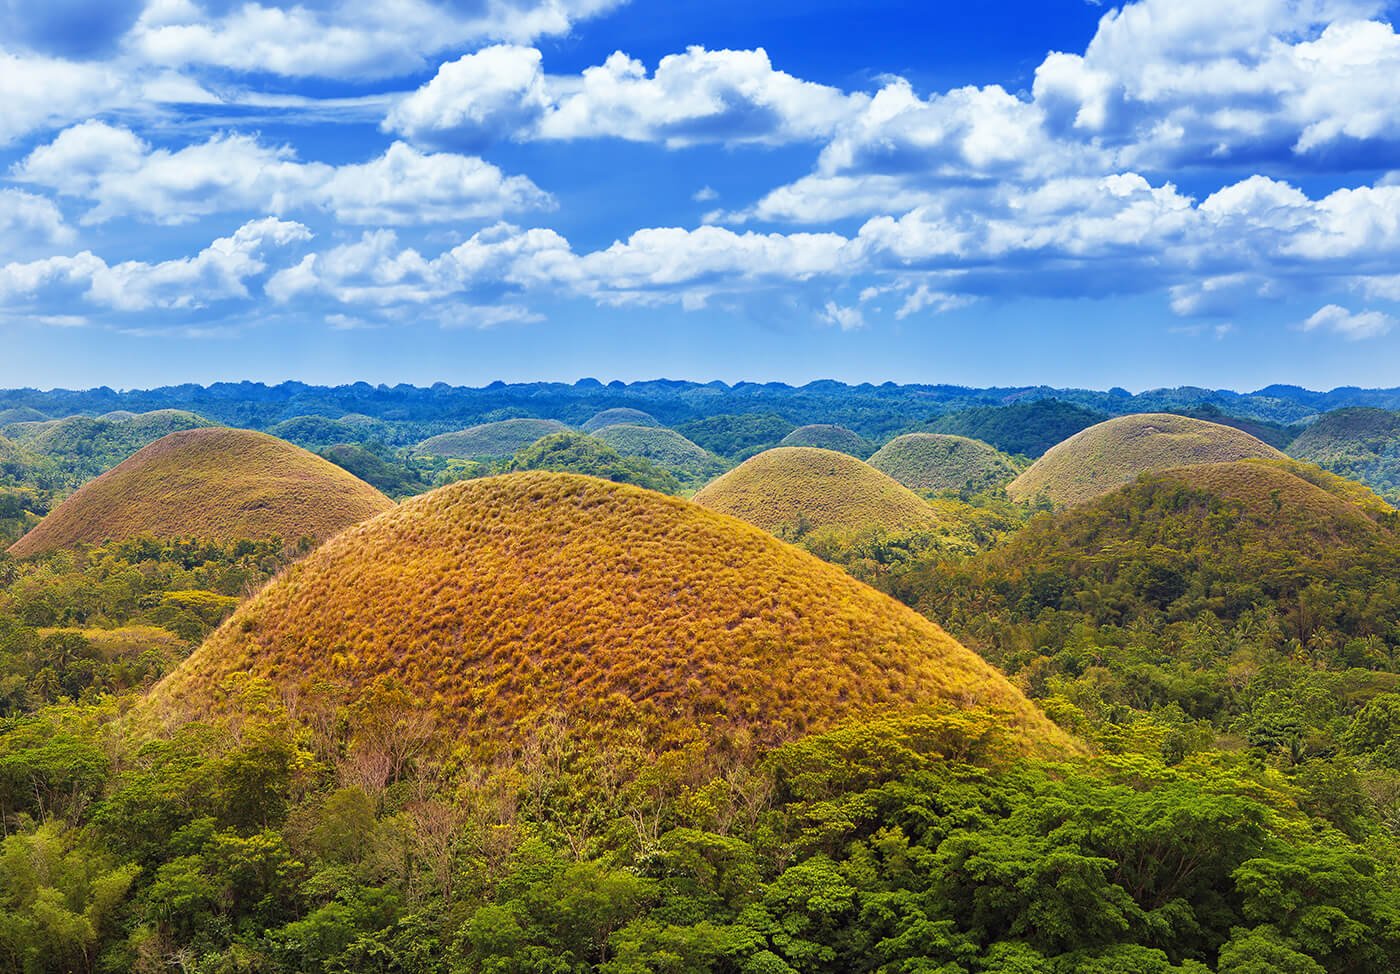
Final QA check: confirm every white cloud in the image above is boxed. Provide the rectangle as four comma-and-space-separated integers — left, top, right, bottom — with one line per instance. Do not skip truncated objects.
386, 44, 864, 148
820, 300, 864, 330
0, 48, 135, 146
1302, 303, 1395, 339
15, 122, 552, 225
0, 217, 310, 312
0, 189, 76, 260
130, 0, 627, 79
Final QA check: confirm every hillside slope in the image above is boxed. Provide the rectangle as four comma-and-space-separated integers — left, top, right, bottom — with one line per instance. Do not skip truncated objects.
9, 428, 394, 557
412, 419, 568, 459
580, 408, 661, 432
1007, 413, 1286, 508
149, 472, 1067, 756
694, 447, 944, 535
779, 424, 872, 457
869, 433, 1022, 494
593, 424, 722, 485
1289, 407, 1400, 503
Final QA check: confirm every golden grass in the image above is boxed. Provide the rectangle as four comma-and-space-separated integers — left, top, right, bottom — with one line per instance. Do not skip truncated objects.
147, 472, 1069, 758
868, 433, 1023, 493
1007, 413, 1286, 509
412, 419, 569, 459
580, 408, 661, 433
1155, 459, 1391, 535
693, 447, 945, 535
8, 428, 394, 557
779, 424, 872, 456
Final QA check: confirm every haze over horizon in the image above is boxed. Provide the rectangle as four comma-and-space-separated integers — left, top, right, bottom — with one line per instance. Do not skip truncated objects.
5, 0, 1400, 389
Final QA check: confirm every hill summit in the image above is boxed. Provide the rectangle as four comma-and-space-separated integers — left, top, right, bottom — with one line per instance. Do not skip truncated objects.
693, 447, 944, 535
868, 433, 1021, 494
413, 418, 568, 459
149, 473, 1066, 756
1007, 413, 1286, 508
9, 428, 393, 557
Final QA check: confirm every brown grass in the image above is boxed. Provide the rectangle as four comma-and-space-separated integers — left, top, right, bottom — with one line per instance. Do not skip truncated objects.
1007, 413, 1286, 509
693, 447, 945, 535
147, 472, 1069, 758
8, 428, 394, 557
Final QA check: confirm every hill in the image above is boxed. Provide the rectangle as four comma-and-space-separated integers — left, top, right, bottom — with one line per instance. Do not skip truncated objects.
676, 413, 796, 460
148, 472, 1067, 757
592, 424, 722, 486
1006, 413, 1286, 508
926, 400, 1107, 457
504, 432, 681, 493
779, 424, 872, 456
317, 444, 428, 499
1288, 407, 1400, 503
580, 408, 661, 433
4, 409, 215, 486
868, 433, 1022, 494
8, 428, 394, 558
0, 407, 48, 424
412, 419, 568, 459
693, 447, 944, 536
269, 414, 397, 449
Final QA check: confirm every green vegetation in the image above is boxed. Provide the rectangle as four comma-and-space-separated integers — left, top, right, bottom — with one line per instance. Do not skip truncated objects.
676, 412, 796, 460
926, 400, 1107, 457
317, 444, 428, 499
1008, 413, 1286, 509
151, 472, 1065, 758
504, 432, 682, 493
779, 424, 872, 457
868, 433, 1023, 494
9, 428, 394, 558
269, 414, 397, 450
580, 408, 661, 433
4, 410, 215, 488
412, 418, 569, 460
593, 425, 725, 488
694, 447, 946, 536
1289, 407, 1400, 503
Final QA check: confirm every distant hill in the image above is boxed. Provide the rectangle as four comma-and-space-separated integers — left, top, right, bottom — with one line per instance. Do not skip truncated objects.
779, 424, 872, 457
269, 414, 397, 449
0, 407, 47, 425
1289, 407, 1400, 504
868, 433, 1022, 494
412, 419, 569, 459
504, 432, 681, 494
4, 409, 215, 486
593, 425, 723, 486
1007, 413, 1286, 508
580, 408, 661, 433
9, 428, 394, 558
925, 400, 1107, 457
149, 473, 1068, 758
694, 447, 944, 536
318, 444, 428, 499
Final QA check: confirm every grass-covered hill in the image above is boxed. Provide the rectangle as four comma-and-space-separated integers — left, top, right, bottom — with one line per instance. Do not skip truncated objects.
0, 406, 48, 424
412, 418, 569, 459
579, 407, 661, 433
268, 413, 397, 450
8, 428, 394, 558
592, 424, 723, 486
778, 423, 872, 457
693, 446, 945, 536
1288, 407, 1400, 503
149, 472, 1067, 756
1007, 413, 1286, 508
504, 431, 682, 494
676, 412, 796, 460
317, 444, 428, 499
3, 409, 215, 486
926, 400, 1107, 457
868, 433, 1023, 494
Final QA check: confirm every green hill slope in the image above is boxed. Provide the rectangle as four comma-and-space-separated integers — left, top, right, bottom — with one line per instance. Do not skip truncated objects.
1288, 407, 1400, 503
580, 408, 661, 433
779, 424, 872, 457
412, 419, 569, 460
868, 433, 1022, 494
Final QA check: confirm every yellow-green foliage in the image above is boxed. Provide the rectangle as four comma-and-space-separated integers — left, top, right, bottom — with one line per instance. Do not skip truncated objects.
868, 433, 1023, 493
413, 419, 569, 459
593, 425, 722, 479
580, 408, 661, 433
148, 472, 1068, 758
1007, 413, 1286, 509
8, 428, 394, 558
37, 625, 187, 661
693, 447, 945, 535
779, 424, 872, 457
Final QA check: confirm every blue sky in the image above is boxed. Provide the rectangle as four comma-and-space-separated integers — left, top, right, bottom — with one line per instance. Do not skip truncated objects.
4, 0, 1400, 391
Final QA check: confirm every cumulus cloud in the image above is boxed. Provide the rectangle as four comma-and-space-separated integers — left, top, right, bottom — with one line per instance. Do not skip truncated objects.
1302, 303, 1395, 339
130, 0, 627, 79
0, 217, 310, 312
0, 189, 76, 260
15, 122, 552, 225
386, 44, 863, 148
